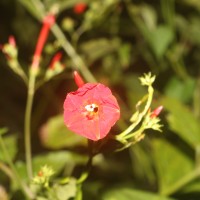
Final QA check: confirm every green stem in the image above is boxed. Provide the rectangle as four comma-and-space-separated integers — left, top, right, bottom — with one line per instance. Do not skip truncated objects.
24, 71, 36, 180
0, 135, 33, 199
75, 141, 94, 200
51, 24, 96, 83
0, 161, 14, 180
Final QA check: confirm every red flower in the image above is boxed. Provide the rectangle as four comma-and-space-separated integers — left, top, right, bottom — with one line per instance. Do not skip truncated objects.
63, 74, 120, 141
73, 3, 87, 14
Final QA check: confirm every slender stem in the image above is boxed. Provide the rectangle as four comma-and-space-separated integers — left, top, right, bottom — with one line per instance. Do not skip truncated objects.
51, 24, 97, 83
0, 135, 33, 199
0, 161, 14, 180
75, 140, 94, 200
24, 71, 36, 180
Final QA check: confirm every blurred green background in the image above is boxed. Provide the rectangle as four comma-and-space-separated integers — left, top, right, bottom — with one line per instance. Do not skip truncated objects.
1, 0, 200, 199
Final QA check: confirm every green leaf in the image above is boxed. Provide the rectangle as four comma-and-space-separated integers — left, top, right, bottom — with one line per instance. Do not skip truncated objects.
101, 187, 175, 200
40, 115, 86, 149
161, 97, 200, 148
129, 144, 156, 185
80, 38, 120, 65
53, 179, 77, 200
32, 151, 87, 175
0, 127, 8, 136
0, 134, 17, 162
16, 151, 87, 180
152, 139, 194, 195
19, 0, 41, 20
148, 25, 174, 59
164, 77, 195, 103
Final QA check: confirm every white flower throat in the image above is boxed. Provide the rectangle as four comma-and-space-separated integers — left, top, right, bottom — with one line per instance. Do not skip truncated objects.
85, 103, 99, 113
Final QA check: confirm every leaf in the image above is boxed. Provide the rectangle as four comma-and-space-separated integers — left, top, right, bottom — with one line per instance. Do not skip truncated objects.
32, 151, 87, 175
80, 38, 120, 64
101, 187, 175, 200
152, 139, 194, 195
0, 134, 17, 162
16, 151, 87, 180
129, 144, 156, 185
164, 77, 195, 103
19, 0, 41, 20
0, 127, 8, 136
161, 97, 200, 148
40, 115, 86, 149
53, 179, 77, 200
148, 25, 174, 59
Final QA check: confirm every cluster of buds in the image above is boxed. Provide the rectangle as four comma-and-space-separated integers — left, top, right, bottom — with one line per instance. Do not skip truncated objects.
116, 73, 163, 149
32, 165, 54, 188
45, 51, 64, 80
1, 13, 66, 86
1, 36, 17, 59
1, 36, 28, 83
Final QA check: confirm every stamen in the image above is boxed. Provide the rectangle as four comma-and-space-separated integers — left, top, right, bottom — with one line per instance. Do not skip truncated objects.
85, 104, 98, 113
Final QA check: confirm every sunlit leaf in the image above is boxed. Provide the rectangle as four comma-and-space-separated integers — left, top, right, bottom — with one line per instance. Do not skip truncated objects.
161, 97, 200, 148
152, 139, 194, 195
40, 115, 86, 149
0, 134, 17, 162
164, 77, 195, 103
53, 179, 77, 200
148, 25, 174, 59
101, 187, 175, 200
80, 38, 120, 64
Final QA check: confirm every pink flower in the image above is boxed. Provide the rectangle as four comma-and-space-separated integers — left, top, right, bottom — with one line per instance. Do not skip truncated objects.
73, 3, 87, 14
63, 72, 120, 141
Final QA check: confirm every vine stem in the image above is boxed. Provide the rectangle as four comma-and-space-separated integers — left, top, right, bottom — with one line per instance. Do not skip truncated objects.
75, 140, 94, 200
51, 24, 97, 83
24, 71, 36, 180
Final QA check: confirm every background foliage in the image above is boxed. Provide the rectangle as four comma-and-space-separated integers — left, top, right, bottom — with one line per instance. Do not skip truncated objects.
1, 0, 200, 199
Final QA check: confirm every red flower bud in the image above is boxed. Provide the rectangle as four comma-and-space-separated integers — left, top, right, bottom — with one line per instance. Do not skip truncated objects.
73, 3, 87, 14
8, 35, 16, 47
150, 106, 163, 118
32, 14, 55, 71
49, 52, 63, 69
73, 71, 85, 88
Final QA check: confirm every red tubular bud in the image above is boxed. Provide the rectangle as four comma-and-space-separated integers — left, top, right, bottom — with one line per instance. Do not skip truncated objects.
32, 14, 56, 71
8, 35, 16, 47
73, 71, 85, 88
49, 52, 63, 69
151, 106, 163, 118
73, 3, 87, 14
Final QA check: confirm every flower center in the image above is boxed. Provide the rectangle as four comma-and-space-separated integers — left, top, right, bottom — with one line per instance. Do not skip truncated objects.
85, 103, 99, 120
